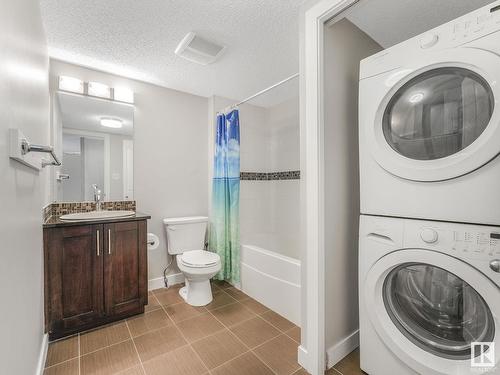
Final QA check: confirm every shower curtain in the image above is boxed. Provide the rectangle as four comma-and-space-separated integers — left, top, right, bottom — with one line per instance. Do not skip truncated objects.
209, 109, 241, 284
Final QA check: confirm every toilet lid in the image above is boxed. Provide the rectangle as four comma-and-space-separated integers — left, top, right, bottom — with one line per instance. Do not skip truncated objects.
180, 250, 220, 268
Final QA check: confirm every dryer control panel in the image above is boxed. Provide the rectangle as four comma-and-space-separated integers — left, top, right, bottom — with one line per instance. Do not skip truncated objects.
403, 218, 500, 262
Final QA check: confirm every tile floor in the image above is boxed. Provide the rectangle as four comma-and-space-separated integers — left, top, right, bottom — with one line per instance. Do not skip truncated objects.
43, 281, 364, 375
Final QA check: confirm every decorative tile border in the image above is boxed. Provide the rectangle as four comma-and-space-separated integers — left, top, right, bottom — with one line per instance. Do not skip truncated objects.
240, 171, 300, 181
43, 200, 136, 223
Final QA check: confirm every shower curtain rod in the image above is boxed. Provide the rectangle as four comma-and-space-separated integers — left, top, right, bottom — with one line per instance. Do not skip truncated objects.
218, 73, 299, 114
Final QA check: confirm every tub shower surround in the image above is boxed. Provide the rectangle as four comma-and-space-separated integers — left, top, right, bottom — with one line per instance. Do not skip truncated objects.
240, 171, 300, 181
43, 200, 136, 222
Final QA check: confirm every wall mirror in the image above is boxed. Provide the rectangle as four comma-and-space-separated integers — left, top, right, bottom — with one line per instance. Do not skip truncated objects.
54, 91, 134, 202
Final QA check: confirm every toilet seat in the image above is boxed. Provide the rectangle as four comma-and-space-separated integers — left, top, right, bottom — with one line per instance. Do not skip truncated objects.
179, 250, 220, 268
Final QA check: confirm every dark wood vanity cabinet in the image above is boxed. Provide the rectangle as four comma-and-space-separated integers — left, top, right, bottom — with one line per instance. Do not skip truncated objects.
44, 219, 148, 340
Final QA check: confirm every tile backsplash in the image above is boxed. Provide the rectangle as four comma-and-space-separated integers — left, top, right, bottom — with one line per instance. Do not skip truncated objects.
43, 201, 136, 222
240, 171, 300, 181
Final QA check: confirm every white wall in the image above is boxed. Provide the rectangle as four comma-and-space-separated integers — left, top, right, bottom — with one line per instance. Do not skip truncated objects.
323, 19, 382, 355
0, 0, 49, 373
49, 60, 209, 281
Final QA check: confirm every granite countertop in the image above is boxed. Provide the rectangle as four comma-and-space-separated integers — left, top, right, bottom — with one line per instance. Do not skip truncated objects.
43, 211, 151, 228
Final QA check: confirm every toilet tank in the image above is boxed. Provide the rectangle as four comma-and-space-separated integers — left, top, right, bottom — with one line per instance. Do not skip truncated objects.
163, 216, 208, 255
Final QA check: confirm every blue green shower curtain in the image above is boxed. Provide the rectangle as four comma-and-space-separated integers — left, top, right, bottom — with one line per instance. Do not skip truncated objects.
209, 109, 241, 284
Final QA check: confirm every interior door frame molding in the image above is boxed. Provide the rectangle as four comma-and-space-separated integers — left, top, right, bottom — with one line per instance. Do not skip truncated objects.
301, 0, 359, 373
62, 128, 111, 200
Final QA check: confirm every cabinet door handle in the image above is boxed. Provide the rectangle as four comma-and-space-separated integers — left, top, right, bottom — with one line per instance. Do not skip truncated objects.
96, 230, 100, 256
108, 229, 112, 255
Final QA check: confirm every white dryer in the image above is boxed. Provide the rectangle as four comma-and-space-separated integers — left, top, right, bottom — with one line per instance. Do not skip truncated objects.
359, 214, 500, 375
359, 1, 500, 225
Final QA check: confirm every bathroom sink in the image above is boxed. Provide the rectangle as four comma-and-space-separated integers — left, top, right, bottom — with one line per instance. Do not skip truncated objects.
59, 210, 136, 222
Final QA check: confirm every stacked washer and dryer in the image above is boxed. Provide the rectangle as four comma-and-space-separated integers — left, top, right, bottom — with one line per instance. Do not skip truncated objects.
358, 2, 500, 374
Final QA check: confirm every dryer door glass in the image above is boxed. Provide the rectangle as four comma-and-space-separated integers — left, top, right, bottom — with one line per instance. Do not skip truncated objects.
382, 68, 494, 160
383, 263, 495, 360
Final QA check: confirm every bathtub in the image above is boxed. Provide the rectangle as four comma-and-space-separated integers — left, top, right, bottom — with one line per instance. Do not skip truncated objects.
240, 244, 301, 325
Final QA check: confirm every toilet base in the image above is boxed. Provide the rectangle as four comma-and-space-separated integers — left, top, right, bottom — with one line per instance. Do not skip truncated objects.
179, 279, 213, 306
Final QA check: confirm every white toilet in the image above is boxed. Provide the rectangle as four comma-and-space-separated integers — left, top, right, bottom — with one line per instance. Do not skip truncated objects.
163, 216, 221, 306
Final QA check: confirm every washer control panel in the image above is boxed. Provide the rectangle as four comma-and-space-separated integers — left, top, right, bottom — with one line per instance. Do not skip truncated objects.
451, 230, 500, 259
404, 218, 500, 261
449, 3, 500, 45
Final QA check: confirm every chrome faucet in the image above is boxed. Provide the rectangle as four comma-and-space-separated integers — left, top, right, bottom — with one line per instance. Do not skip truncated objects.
92, 184, 103, 211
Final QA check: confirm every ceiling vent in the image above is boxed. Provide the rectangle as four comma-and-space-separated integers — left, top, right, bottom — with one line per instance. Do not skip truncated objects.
174, 32, 225, 65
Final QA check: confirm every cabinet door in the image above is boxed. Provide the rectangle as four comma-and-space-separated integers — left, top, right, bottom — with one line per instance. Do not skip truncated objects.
45, 225, 104, 334
104, 220, 147, 316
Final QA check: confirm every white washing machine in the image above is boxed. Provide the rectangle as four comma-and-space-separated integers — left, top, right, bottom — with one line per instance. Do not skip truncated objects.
359, 1, 500, 225
359, 214, 500, 374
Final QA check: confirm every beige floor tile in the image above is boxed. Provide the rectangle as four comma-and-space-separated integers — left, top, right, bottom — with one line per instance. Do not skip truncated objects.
211, 352, 274, 375
293, 368, 311, 375
191, 330, 248, 369
285, 326, 301, 343
45, 335, 79, 367
43, 359, 79, 375
211, 280, 232, 290
210, 302, 255, 327
325, 368, 342, 375
133, 325, 187, 362
223, 287, 249, 301
144, 293, 161, 313
333, 348, 364, 375
117, 365, 145, 375
176, 312, 225, 342
127, 309, 171, 337
80, 321, 131, 354
154, 285, 184, 306
260, 310, 296, 332
80, 340, 140, 375
205, 290, 237, 311
239, 298, 269, 315
254, 334, 301, 375
165, 302, 206, 323
142, 345, 208, 375
230, 317, 281, 348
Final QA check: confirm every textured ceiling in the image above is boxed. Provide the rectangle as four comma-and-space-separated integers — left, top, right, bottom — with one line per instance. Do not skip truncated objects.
347, 0, 493, 48
40, 0, 306, 105
41, 0, 491, 105
57, 92, 134, 136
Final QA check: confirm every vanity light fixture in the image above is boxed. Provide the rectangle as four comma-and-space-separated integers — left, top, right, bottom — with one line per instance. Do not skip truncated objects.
59, 76, 84, 94
88, 81, 111, 99
113, 87, 134, 104
100, 117, 123, 129
58, 76, 134, 104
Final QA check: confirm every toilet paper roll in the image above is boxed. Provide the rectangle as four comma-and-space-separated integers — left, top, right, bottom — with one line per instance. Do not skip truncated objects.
147, 233, 159, 250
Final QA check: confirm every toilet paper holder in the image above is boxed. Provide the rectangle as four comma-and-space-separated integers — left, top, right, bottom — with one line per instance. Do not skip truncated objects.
147, 233, 160, 250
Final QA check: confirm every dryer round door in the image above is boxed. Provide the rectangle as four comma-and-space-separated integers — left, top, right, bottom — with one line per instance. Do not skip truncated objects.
364, 249, 500, 375
367, 48, 500, 181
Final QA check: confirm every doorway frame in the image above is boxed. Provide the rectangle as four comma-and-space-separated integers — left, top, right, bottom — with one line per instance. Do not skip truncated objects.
62, 128, 111, 200
301, 0, 360, 373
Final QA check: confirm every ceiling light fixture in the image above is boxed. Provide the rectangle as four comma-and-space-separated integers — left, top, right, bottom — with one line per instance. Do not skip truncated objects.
113, 87, 134, 103
59, 76, 84, 94
100, 117, 123, 128
88, 81, 111, 99
409, 92, 425, 104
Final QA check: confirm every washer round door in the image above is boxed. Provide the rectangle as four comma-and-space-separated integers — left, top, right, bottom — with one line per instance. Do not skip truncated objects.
364, 249, 500, 375
367, 48, 500, 181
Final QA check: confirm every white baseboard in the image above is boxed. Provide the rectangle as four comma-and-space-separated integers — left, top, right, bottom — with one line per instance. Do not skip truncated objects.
35, 333, 49, 375
326, 330, 359, 369
297, 345, 309, 371
148, 273, 185, 291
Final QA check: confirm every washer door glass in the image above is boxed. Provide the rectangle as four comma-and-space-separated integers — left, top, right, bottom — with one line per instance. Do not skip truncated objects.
382, 68, 494, 160
383, 263, 495, 360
